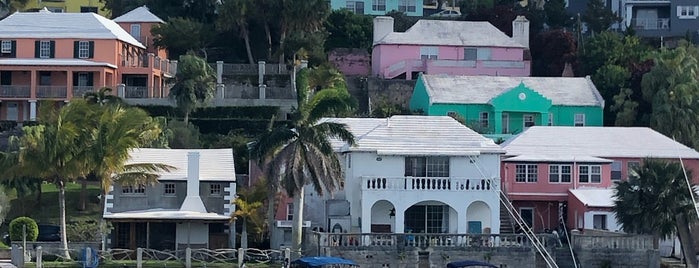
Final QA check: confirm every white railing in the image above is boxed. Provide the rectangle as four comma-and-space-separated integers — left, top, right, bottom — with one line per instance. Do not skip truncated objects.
36, 86, 67, 98
632, 18, 670, 30
0, 85, 31, 98
318, 232, 556, 249
362, 176, 497, 191
124, 86, 149, 98
72, 86, 96, 98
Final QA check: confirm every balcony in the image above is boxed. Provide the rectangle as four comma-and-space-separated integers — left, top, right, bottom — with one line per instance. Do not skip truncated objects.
0, 85, 31, 98
316, 232, 556, 248
362, 176, 496, 192
72, 86, 97, 98
36, 86, 67, 98
632, 18, 670, 30
124, 86, 149, 98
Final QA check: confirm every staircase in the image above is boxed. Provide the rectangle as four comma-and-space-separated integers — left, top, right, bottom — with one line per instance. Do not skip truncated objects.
500, 202, 515, 234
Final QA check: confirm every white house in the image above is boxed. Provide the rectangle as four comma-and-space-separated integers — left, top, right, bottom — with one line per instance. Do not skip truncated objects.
319, 115, 505, 235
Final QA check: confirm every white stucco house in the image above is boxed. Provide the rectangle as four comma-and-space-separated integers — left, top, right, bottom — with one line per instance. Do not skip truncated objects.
316, 115, 505, 235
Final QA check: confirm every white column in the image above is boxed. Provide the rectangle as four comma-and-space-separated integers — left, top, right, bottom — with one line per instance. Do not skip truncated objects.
216, 61, 223, 84
625, 4, 633, 28
259, 84, 266, 100
457, 206, 468, 234
394, 206, 405, 233
28, 100, 37, 121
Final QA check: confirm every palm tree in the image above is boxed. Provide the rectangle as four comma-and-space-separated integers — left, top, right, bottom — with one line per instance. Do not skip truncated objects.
306, 65, 346, 92
169, 53, 216, 124
232, 193, 263, 249
217, 0, 255, 64
613, 158, 698, 264
251, 67, 356, 256
83, 87, 124, 106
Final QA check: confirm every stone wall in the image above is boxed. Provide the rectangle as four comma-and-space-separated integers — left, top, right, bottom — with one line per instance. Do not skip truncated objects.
366, 78, 417, 113
571, 234, 659, 268
329, 48, 371, 76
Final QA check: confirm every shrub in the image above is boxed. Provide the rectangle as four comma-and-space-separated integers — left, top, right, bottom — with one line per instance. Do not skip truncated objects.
9, 217, 38, 241
66, 221, 108, 242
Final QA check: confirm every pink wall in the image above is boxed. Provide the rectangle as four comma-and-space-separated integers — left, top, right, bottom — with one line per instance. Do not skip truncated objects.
328, 49, 370, 76
512, 201, 561, 232
372, 44, 530, 79
502, 162, 613, 200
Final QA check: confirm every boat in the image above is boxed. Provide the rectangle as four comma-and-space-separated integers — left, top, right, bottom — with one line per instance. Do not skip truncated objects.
291, 256, 359, 268
446, 260, 498, 268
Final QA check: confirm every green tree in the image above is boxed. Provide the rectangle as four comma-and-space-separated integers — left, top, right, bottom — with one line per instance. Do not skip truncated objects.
217, 0, 255, 64
83, 87, 124, 106
0, 0, 28, 17
581, 0, 621, 34
151, 17, 215, 59
641, 43, 699, 149
167, 120, 202, 148
613, 159, 697, 260
543, 0, 572, 28
251, 67, 356, 257
9, 217, 38, 241
324, 10, 373, 52
232, 182, 265, 249
169, 53, 216, 124
276, 0, 331, 64
386, 10, 419, 32
307, 65, 347, 92
530, 29, 577, 76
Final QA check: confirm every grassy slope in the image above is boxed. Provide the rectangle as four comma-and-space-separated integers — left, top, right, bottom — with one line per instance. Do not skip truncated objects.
5, 182, 102, 226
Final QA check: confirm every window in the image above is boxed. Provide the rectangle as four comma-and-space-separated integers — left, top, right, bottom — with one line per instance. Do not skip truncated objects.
447, 111, 457, 118
80, 6, 98, 13
0, 71, 10, 85
130, 24, 141, 40
372, 0, 386, 11
78, 41, 90, 59
398, 0, 416, 12
286, 203, 294, 221
404, 205, 448, 234
210, 184, 222, 195
163, 183, 175, 195
464, 48, 477, 61
122, 184, 145, 194
479, 112, 489, 128
502, 113, 510, 134
405, 156, 449, 177
593, 214, 607, 230
77, 72, 90, 86
420, 46, 438, 60
579, 165, 601, 183
678, 6, 698, 18
515, 164, 538, 182
548, 113, 553, 126
1, 40, 11, 54
346, 1, 364, 14
549, 164, 572, 183
523, 114, 535, 128
39, 71, 51, 85
627, 161, 641, 179
611, 161, 622, 181
39, 41, 51, 59
574, 113, 585, 127
46, 7, 63, 12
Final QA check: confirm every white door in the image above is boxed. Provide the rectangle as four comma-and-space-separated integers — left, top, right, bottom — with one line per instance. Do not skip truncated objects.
6, 102, 18, 121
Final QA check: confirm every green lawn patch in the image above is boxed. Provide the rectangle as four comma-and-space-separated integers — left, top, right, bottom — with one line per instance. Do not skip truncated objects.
5, 182, 102, 226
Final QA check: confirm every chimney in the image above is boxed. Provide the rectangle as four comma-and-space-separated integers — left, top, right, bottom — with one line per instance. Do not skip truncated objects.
373, 16, 394, 46
512, 15, 530, 49
180, 151, 208, 213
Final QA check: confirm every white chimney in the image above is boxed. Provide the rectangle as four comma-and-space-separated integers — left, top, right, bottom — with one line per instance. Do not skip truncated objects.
512, 15, 530, 49
180, 151, 208, 213
373, 16, 394, 45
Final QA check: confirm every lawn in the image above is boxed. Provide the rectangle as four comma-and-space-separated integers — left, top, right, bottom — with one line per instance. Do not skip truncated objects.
5, 181, 102, 227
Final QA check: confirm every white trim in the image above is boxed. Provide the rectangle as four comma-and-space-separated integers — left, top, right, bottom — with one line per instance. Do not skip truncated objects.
78, 41, 90, 59
0, 40, 11, 54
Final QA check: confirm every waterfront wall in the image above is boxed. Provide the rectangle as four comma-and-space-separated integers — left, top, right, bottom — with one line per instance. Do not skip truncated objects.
571, 233, 659, 268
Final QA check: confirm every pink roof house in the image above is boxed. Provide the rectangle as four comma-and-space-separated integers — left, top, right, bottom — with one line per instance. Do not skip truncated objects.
499, 126, 699, 234
371, 16, 531, 80
0, 6, 174, 122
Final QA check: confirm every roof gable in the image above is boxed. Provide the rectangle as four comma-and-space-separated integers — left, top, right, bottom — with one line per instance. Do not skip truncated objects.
126, 148, 236, 181
113, 6, 164, 23
376, 20, 524, 48
489, 82, 552, 113
0, 11, 144, 48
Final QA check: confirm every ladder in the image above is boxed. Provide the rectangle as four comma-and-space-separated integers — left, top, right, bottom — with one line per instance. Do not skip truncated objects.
467, 156, 559, 268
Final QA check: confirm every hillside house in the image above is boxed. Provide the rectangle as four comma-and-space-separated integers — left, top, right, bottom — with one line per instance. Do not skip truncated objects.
330, 0, 423, 16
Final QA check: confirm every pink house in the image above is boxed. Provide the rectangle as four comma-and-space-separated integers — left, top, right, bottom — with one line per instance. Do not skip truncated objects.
0, 6, 173, 122
371, 16, 531, 80
500, 126, 699, 233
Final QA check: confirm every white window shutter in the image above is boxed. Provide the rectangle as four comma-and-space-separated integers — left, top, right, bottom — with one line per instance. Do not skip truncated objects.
678, 6, 682, 17
694, 6, 698, 17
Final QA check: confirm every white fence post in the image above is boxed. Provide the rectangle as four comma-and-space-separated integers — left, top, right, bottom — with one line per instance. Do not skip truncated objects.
35, 246, 41, 268
237, 248, 245, 268
185, 247, 192, 268
136, 247, 143, 268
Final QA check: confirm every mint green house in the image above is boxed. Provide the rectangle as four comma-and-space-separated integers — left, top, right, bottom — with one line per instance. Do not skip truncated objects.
409, 74, 605, 140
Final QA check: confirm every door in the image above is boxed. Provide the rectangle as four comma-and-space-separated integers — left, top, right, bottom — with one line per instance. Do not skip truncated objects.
6, 102, 18, 121
636, 9, 658, 29
519, 208, 534, 230
501, 113, 509, 134
467, 221, 482, 234
130, 24, 141, 40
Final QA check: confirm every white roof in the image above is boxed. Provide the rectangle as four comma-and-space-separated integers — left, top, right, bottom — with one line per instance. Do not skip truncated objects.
103, 208, 229, 220
376, 20, 525, 48
0, 58, 117, 68
502, 126, 699, 160
504, 154, 611, 163
0, 10, 145, 48
421, 74, 604, 107
322, 115, 504, 156
126, 148, 236, 181
569, 188, 615, 207
113, 6, 164, 23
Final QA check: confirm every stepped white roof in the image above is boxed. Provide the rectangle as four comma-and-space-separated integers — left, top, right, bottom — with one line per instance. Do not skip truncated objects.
102, 208, 229, 220
126, 148, 236, 181
420, 74, 604, 107
322, 115, 503, 156
569, 188, 615, 208
113, 6, 164, 23
502, 126, 699, 161
376, 19, 524, 48
0, 9, 144, 48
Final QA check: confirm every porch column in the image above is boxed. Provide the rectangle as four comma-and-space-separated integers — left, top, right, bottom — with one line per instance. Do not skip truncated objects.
361, 201, 371, 233
216, 61, 223, 84
494, 111, 502, 135
99, 71, 106, 88
540, 112, 548, 126
394, 207, 405, 233
30, 70, 37, 99
457, 206, 468, 234
28, 100, 37, 121
66, 70, 73, 99
625, 5, 633, 27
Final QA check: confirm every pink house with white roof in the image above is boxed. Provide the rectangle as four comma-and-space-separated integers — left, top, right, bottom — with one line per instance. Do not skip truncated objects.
371, 16, 531, 80
500, 126, 699, 233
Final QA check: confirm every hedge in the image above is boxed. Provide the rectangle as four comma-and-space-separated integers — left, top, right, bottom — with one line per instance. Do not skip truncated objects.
136, 105, 281, 119
9, 216, 38, 241
0, 120, 17, 132
190, 118, 290, 135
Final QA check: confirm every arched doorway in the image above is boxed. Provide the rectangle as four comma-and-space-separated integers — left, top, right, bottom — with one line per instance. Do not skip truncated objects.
370, 200, 395, 233
404, 201, 456, 233
466, 201, 492, 234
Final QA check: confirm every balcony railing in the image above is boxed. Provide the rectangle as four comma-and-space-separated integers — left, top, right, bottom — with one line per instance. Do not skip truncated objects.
124, 86, 149, 98
317, 233, 556, 249
362, 176, 496, 191
0, 85, 31, 98
36, 86, 67, 98
73, 86, 96, 98
632, 18, 670, 30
